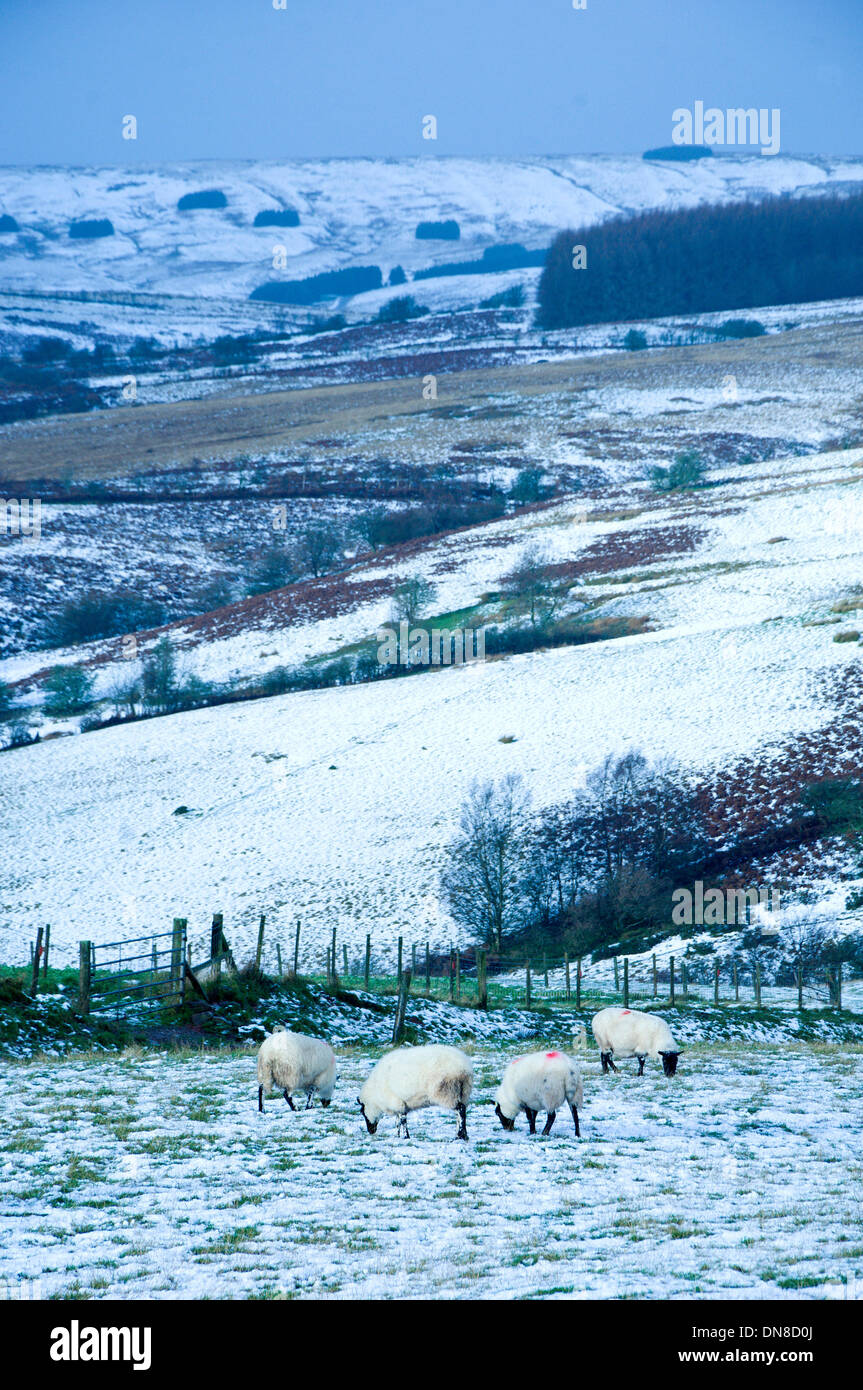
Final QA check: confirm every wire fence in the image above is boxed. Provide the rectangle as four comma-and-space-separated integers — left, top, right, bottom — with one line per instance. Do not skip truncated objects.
299, 932, 857, 1015
20, 913, 860, 1018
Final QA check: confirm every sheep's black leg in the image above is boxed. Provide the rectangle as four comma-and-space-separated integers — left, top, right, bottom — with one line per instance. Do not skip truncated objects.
607, 1054, 619, 1073
283, 1090, 296, 1111
637, 1055, 646, 1076
541, 1110, 556, 1136
258, 1085, 263, 1113
456, 1102, 468, 1141
305, 1090, 314, 1110
524, 1106, 537, 1135
601, 1052, 609, 1074
569, 1103, 580, 1137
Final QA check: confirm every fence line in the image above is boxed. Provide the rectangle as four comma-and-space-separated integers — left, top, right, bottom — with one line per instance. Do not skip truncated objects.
19, 915, 858, 1018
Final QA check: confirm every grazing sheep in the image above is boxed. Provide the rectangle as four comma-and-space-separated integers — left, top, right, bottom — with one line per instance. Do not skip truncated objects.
590, 1007, 680, 1077
257, 1027, 336, 1112
494, 1050, 583, 1136
358, 1044, 473, 1140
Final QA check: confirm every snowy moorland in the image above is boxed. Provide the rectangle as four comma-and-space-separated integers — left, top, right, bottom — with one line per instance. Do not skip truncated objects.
2, 153, 863, 312
3, 435, 863, 967
1, 1041, 861, 1301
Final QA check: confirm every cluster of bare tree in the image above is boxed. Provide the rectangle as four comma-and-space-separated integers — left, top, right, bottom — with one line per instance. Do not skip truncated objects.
441, 754, 705, 956
246, 522, 346, 595
441, 757, 863, 967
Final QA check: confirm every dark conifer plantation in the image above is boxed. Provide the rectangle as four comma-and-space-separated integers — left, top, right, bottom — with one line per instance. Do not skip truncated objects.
537, 190, 863, 328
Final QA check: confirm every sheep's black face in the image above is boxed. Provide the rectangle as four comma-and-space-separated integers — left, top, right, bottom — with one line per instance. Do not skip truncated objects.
661, 1051, 679, 1077
357, 1099, 378, 1134
495, 1103, 515, 1131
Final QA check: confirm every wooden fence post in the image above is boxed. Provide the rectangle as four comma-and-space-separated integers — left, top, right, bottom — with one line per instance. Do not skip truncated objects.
564, 951, 571, 1001
525, 960, 532, 1010
79, 940, 91, 1015
733, 958, 739, 1001
179, 922, 187, 1004
576, 957, 582, 1010
652, 953, 657, 997
755, 960, 762, 1008
364, 933, 371, 989
449, 946, 455, 1001
392, 969, 411, 1044
543, 953, 548, 988
331, 927, 337, 985
682, 961, 688, 998
343, 944, 349, 977
30, 926, 44, 996
42, 925, 51, 983
836, 962, 843, 1010
425, 942, 430, 994
211, 912, 223, 982
455, 949, 461, 1001
293, 920, 301, 977
256, 915, 266, 971
276, 942, 283, 977
397, 936, 403, 984
714, 963, 720, 1005
669, 956, 675, 1006
478, 949, 488, 1010
172, 919, 185, 995
623, 957, 629, 1009
797, 963, 803, 1011
613, 955, 619, 991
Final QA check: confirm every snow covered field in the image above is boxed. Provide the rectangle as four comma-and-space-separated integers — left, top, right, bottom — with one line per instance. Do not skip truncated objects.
2, 1041, 861, 1300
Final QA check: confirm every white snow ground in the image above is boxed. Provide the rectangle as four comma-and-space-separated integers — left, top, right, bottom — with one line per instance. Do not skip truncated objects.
1, 1042, 861, 1301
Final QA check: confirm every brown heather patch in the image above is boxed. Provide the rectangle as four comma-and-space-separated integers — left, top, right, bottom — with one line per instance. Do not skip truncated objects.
695, 658, 863, 848
542, 523, 708, 584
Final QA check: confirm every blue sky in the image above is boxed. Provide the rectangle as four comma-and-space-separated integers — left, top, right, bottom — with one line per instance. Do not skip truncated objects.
0, 0, 860, 165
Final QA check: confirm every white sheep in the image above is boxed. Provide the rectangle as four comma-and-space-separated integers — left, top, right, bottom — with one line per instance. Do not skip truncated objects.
257, 1027, 336, 1112
590, 1007, 680, 1077
494, 1049, 583, 1136
358, 1044, 474, 1140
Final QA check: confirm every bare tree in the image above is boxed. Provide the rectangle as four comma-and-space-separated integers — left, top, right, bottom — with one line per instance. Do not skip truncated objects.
295, 523, 344, 579
391, 576, 437, 626
106, 669, 142, 719
440, 775, 531, 950
141, 636, 181, 714
498, 542, 557, 629
246, 543, 301, 596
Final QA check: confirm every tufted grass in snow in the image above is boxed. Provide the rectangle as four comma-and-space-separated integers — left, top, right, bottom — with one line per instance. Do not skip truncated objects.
1, 1042, 861, 1300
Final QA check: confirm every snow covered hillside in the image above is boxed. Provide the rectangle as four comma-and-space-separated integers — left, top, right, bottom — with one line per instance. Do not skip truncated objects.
1, 153, 862, 322
3, 441, 863, 967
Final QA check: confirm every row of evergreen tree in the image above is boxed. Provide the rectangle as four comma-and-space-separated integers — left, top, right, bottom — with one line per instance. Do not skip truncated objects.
537, 190, 863, 329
